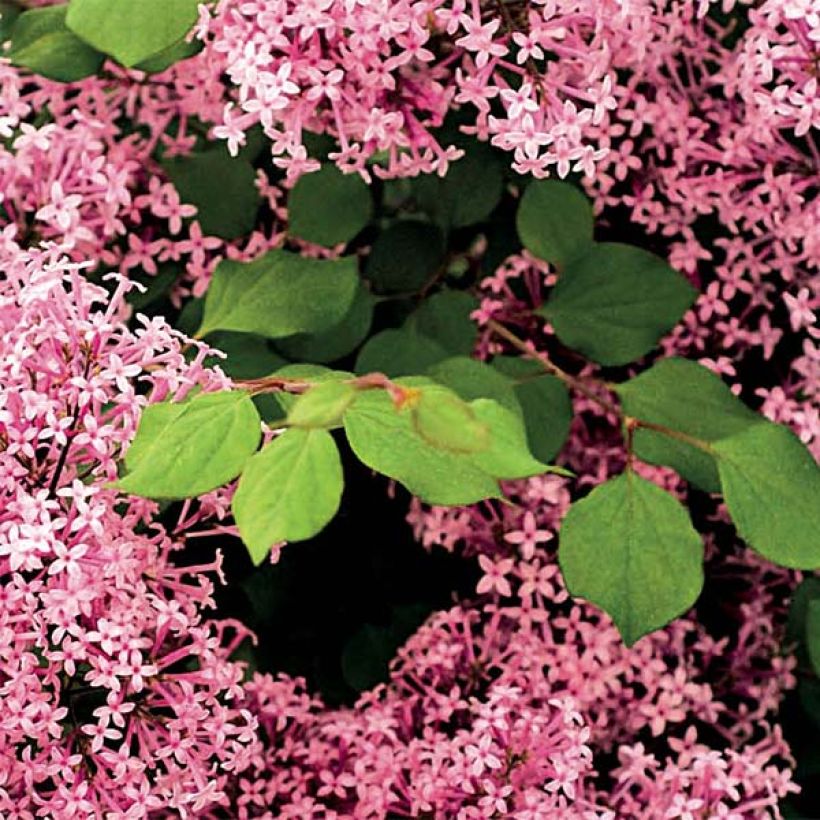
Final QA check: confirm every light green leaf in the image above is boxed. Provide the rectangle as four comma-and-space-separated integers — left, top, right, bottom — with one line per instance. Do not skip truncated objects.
411, 387, 490, 454
198, 250, 359, 340
10, 5, 103, 82
406, 289, 479, 356
365, 221, 445, 294
714, 422, 820, 569
427, 356, 521, 417
355, 328, 448, 377
559, 472, 704, 646
516, 179, 594, 267
270, 365, 353, 417
66, 0, 200, 67
343, 387, 501, 505
274, 281, 375, 363
287, 381, 357, 429
617, 358, 761, 492
470, 399, 552, 480
117, 391, 261, 499
492, 356, 572, 462
163, 149, 259, 240
232, 428, 344, 564
539, 243, 697, 366
288, 164, 372, 247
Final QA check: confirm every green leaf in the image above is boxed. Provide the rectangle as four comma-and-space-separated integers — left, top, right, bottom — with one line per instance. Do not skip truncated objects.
270, 365, 353, 417
808, 599, 820, 677
559, 472, 704, 645
469, 399, 551, 480
355, 329, 448, 377
412, 141, 503, 229
427, 356, 521, 416
714, 422, 820, 569
344, 386, 501, 505
232, 428, 344, 564
134, 35, 201, 74
204, 332, 287, 379
198, 250, 359, 340
288, 164, 372, 247
410, 387, 490, 454
10, 5, 103, 82
117, 391, 261, 499
66, 0, 200, 68
617, 358, 761, 492
492, 356, 572, 462
0, 3, 23, 43
538, 243, 697, 366
516, 179, 594, 267
287, 381, 357, 429
406, 290, 479, 356
365, 221, 445, 294
787, 577, 820, 672
163, 149, 259, 240
273, 281, 375, 364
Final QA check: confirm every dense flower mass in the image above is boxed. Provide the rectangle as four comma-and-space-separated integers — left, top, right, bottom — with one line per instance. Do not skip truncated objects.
0, 0, 817, 816
0, 244, 260, 816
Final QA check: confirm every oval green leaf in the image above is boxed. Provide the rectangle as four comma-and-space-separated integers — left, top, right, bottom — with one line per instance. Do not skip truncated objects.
559, 472, 705, 646
163, 149, 259, 240
232, 428, 344, 565
287, 381, 357, 429
288, 164, 372, 247
10, 6, 104, 82
66, 0, 200, 68
516, 179, 594, 267
617, 358, 761, 492
198, 250, 359, 340
117, 391, 261, 499
539, 243, 697, 366
411, 388, 490, 454
714, 422, 820, 569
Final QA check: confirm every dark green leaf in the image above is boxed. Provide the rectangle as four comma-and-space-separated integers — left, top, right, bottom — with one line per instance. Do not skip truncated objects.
66, 0, 200, 67
198, 250, 359, 340
126, 263, 179, 311
559, 472, 704, 645
364, 221, 445, 294
516, 179, 594, 267
427, 356, 521, 416
288, 164, 372, 247
617, 358, 761, 492
232, 428, 344, 564
355, 329, 448, 377
134, 35, 201, 73
412, 141, 503, 229
117, 391, 261, 499
204, 332, 287, 379
492, 356, 572, 462
163, 149, 259, 240
274, 282, 375, 363
406, 290, 478, 356
538, 243, 697, 366
714, 422, 820, 569
808, 600, 820, 676
10, 5, 104, 82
